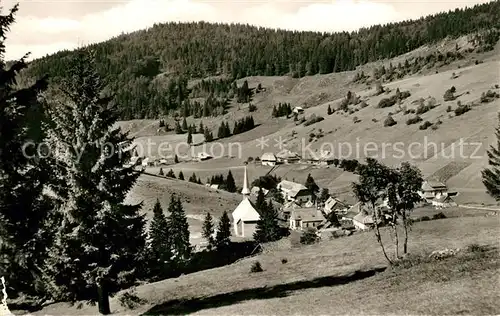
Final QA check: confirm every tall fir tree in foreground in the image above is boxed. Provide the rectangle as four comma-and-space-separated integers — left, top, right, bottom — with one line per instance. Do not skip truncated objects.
215, 211, 231, 248
0, 4, 55, 298
167, 196, 191, 267
44, 50, 145, 314
201, 212, 215, 250
147, 199, 171, 280
482, 113, 500, 200
253, 201, 281, 243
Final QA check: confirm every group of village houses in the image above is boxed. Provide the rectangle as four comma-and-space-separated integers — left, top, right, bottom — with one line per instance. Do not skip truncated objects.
231, 162, 459, 239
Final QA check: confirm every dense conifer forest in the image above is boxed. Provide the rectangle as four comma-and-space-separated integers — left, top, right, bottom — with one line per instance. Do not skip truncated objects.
26, 1, 500, 120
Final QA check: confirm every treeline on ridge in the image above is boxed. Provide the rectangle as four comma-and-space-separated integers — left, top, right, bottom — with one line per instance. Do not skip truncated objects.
25, 1, 500, 120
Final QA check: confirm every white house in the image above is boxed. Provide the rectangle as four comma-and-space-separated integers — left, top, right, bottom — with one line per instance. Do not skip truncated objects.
293, 106, 304, 114
324, 197, 349, 215
141, 157, 152, 167
232, 166, 260, 238
289, 208, 325, 230
277, 180, 312, 204
419, 180, 448, 200
419, 180, 458, 208
352, 212, 375, 231
197, 152, 212, 161
276, 150, 301, 164
260, 152, 277, 166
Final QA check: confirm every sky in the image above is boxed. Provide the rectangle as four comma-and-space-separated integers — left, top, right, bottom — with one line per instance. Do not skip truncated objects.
2, 0, 492, 61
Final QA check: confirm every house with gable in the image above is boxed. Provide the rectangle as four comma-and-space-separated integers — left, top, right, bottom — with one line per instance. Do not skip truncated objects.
323, 196, 349, 215
419, 180, 458, 208
260, 152, 277, 166
277, 180, 312, 204
289, 208, 326, 230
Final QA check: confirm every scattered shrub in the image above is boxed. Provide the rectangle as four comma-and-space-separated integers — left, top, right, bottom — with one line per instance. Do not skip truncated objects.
454, 104, 471, 116
404, 108, 416, 115
359, 101, 369, 108
248, 103, 257, 112
432, 212, 447, 220
281, 258, 288, 264
384, 115, 397, 127
495, 84, 499, 89
446, 105, 452, 112
419, 121, 433, 130
431, 124, 439, 130
443, 86, 457, 101
372, 118, 378, 123
304, 115, 324, 126
378, 97, 397, 108
247, 157, 254, 162
420, 216, 431, 221
353, 116, 361, 123
250, 261, 263, 273
406, 115, 423, 125
480, 90, 500, 103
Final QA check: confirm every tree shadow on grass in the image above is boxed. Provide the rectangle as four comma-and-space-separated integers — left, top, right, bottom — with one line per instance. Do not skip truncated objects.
142, 266, 386, 315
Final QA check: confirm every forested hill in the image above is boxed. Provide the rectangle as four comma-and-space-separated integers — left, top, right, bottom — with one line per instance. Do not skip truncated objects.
27, 1, 500, 120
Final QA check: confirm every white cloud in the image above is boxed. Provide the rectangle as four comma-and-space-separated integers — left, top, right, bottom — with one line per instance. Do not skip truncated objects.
3, 0, 489, 61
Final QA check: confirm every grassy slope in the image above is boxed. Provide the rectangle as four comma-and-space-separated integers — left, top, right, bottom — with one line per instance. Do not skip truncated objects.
32, 215, 500, 315
124, 57, 499, 209
119, 38, 500, 245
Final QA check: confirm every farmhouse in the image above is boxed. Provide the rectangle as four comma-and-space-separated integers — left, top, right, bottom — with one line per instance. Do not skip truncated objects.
260, 152, 277, 166
196, 152, 212, 161
324, 197, 349, 215
280, 200, 302, 220
420, 180, 448, 199
289, 208, 326, 230
276, 150, 301, 164
293, 106, 304, 114
277, 180, 312, 204
352, 212, 375, 231
419, 180, 459, 208
232, 166, 260, 238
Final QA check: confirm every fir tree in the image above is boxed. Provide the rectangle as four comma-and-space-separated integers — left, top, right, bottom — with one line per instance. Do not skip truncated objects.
166, 169, 176, 178
253, 201, 281, 243
189, 173, 198, 183
215, 211, 231, 248
225, 170, 237, 192
44, 49, 146, 312
181, 117, 188, 130
305, 173, 319, 200
0, 4, 55, 297
167, 197, 191, 265
147, 199, 171, 280
178, 171, 184, 180
187, 130, 192, 145
482, 113, 500, 200
327, 105, 333, 115
159, 168, 164, 176
201, 212, 215, 250
256, 188, 266, 210
198, 121, 204, 134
